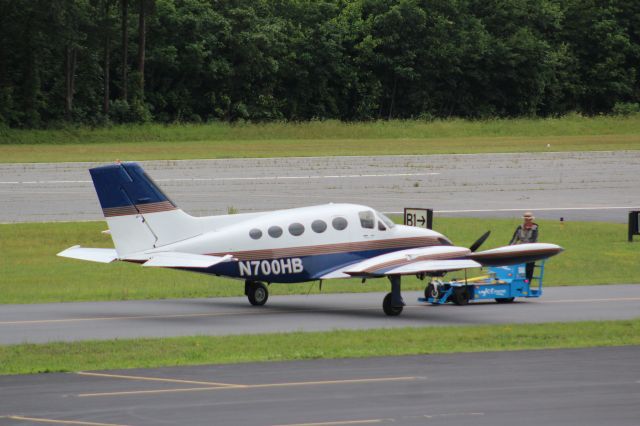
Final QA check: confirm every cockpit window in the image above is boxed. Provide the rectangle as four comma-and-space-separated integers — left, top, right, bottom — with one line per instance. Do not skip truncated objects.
376, 211, 395, 229
438, 237, 453, 246
359, 211, 375, 229
378, 221, 386, 231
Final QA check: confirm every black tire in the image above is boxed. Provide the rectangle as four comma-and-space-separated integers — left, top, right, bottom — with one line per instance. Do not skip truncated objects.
495, 297, 515, 304
425, 283, 437, 299
247, 282, 269, 306
452, 287, 470, 306
382, 292, 403, 316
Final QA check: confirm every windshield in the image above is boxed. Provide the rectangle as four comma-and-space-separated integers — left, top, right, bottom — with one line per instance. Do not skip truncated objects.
376, 211, 395, 229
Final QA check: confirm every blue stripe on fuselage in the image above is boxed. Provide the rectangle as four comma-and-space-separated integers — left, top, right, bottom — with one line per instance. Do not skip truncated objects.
185, 247, 418, 283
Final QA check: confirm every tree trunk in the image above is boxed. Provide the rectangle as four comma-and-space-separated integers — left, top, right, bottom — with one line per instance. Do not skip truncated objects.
121, 0, 128, 101
137, 0, 146, 99
104, 33, 110, 114
65, 45, 77, 121
388, 75, 397, 120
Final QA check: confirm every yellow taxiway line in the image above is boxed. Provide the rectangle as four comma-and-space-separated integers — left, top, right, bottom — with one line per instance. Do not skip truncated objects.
76, 371, 242, 388
6, 415, 129, 426
77, 375, 418, 398
272, 420, 386, 426
0, 305, 383, 326
1, 296, 639, 327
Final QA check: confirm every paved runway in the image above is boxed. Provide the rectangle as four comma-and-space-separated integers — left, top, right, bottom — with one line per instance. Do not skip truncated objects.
1, 284, 639, 344
1, 346, 639, 426
2, 151, 639, 223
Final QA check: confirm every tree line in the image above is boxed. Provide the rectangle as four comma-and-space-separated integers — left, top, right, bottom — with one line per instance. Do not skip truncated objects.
0, 0, 639, 127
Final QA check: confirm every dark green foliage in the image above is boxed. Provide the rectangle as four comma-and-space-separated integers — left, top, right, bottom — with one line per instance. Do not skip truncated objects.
0, 0, 639, 127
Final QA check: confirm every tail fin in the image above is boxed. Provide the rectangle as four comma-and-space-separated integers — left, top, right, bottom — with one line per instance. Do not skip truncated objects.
90, 163, 201, 256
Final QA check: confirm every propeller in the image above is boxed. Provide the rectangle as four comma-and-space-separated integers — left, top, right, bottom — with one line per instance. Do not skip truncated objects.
469, 230, 491, 252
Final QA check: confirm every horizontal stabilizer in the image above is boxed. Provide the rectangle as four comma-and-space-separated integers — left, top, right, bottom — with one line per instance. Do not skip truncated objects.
140, 252, 235, 268
57, 246, 118, 263
383, 259, 481, 275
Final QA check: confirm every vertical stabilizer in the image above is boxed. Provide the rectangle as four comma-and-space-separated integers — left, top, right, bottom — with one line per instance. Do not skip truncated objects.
90, 163, 201, 256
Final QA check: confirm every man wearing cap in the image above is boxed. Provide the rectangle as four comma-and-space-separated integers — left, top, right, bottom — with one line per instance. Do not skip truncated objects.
509, 212, 538, 281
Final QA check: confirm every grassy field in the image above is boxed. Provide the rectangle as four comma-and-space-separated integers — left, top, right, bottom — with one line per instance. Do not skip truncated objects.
1, 217, 638, 304
1, 319, 638, 375
1, 115, 639, 163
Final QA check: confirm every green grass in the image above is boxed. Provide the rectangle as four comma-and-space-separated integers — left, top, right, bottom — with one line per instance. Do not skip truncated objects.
1, 320, 638, 375
1, 218, 638, 304
1, 115, 639, 163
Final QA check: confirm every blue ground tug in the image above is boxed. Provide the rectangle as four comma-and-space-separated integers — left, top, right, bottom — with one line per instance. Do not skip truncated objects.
419, 261, 545, 305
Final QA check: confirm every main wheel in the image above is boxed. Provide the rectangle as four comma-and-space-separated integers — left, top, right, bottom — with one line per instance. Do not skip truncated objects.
452, 287, 470, 306
495, 297, 515, 304
382, 292, 403, 316
247, 282, 269, 306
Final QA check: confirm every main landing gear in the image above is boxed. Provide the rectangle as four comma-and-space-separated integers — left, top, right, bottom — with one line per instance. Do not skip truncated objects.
245, 280, 269, 306
382, 275, 405, 316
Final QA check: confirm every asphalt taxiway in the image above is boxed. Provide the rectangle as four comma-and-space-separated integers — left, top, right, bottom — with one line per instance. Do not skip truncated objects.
2, 151, 639, 223
1, 284, 639, 345
1, 346, 639, 426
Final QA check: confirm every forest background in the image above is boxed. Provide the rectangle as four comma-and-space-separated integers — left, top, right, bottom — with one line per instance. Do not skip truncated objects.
1, 0, 639, 128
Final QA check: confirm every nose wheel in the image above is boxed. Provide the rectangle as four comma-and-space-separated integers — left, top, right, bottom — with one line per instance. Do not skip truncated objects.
245, 281, 269, 306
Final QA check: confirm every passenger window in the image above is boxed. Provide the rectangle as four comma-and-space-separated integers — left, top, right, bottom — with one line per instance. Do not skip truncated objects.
359, 211, 375, 229
249, 228, 262, 239
268, 225, 283, 238
289, 223, 305, 236
378, 221, 386, 231
332, 217, 348, 230
311, 220, 327, 233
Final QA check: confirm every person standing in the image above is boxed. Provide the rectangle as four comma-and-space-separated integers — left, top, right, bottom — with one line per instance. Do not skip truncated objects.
509, 212, 538, 281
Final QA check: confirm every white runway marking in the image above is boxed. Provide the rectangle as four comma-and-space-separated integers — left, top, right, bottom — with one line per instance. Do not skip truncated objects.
389, 206, 640, 214
0, 172, 439, 185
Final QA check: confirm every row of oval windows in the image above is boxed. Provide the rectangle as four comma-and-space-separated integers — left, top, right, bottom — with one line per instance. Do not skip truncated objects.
249, 217, 348, 239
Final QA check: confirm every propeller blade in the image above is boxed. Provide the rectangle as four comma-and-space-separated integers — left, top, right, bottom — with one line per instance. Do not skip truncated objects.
469, 230, 491, 252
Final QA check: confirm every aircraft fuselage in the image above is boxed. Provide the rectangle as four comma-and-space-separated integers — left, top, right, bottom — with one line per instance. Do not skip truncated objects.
142, 203, 449, 283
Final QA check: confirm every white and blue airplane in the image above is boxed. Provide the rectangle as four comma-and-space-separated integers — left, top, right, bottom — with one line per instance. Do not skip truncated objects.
58, 162, 563, 315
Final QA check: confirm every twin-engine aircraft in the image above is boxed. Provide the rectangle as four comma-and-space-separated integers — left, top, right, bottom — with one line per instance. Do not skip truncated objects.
58, 162, 563, 316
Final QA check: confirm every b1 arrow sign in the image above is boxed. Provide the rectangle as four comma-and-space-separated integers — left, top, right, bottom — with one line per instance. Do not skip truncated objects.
404, 207, 433, 229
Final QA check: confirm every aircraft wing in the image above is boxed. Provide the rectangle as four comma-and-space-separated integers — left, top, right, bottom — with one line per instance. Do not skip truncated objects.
381, 259, 482, 275
342, 246, 474, 277
340, 243, 562, 278
469, 243, 563, 266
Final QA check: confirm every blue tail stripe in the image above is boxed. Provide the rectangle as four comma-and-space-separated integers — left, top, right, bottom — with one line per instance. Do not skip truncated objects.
90, 163, 174, 210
